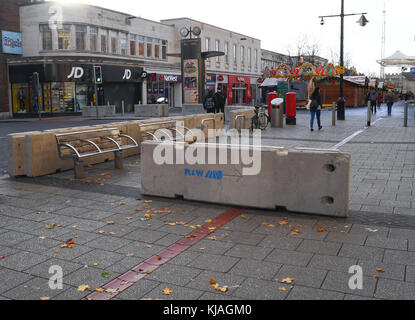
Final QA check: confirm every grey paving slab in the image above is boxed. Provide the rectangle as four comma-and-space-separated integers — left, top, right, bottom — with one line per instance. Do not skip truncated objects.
63, 266, 119, 289
154, 233, 184, 247
296, 239, 342, 256
73, 249, 125, 269
357, 260, 406, 282
338, 244, 385, 263
0, 269, 33, 294
383, 249, 415, 266
198, 292, 241, 300
224, 244, 273, 260
389, 228, 415, 240
116, 279, 161, 300
286, 286, 345, 300
168, 251, 202, 267
0, 251, 50, 271
23, 258, 84, 279
0, 230, 35, 246
324, 232, 367, 245
375, 278, 415, 300
85, 236, 132, 252
258, 234, 302, 251
308, 254, 358, 273
15, 237, 62, 254
123, 228, 168, 243
223, 231, 266, 246
366, 236, 408, 251
321, 271, 378, 298
53, 230, 103, 246
146, 264, 203, 287
43, 244, 94, 261
116, 242, 166, 260
188, 253, 240, 273
105, 256, 145, 274
229, 258, 282, 280
53, 286, 89, 300
2, 276, 66, 300
188, 239, 235, 255
275, 265, 328, 289
233, 277, 289, 300
265, 249, 313, 267
144, 283, 204, 300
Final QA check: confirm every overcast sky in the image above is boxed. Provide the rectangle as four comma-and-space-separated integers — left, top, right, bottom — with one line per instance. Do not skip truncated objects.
49, 0, 415, 76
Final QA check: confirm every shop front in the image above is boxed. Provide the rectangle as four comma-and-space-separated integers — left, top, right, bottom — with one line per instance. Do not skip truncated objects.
9, 63, 143, 116
227, 75, 252, 106
146, 73, 181, 108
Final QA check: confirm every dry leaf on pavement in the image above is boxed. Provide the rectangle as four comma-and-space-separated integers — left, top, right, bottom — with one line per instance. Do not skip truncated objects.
281, 278, 294, 284
77, 285, 91, 292
40, 297, 51, 300
162, 288, 173, 295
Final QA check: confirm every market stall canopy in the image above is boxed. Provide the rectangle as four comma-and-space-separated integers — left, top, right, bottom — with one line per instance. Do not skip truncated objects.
260, 78, 285, 87
379, 51, 415, 66
343, 76, 368, 86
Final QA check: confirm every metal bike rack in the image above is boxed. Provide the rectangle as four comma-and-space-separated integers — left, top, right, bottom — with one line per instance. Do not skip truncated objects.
234, 114, 246, 131
201, 118, 216, 130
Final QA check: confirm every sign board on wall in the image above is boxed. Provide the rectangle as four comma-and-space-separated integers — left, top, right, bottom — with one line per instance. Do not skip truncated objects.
183, 59, 199, 104
1, 30, 22, 55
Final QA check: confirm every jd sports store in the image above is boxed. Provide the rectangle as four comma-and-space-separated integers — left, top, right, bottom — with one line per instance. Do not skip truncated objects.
8, 62, 143, 116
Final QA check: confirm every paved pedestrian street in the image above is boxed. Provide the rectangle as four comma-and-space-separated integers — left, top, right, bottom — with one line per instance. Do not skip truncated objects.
1, 102, 415, 301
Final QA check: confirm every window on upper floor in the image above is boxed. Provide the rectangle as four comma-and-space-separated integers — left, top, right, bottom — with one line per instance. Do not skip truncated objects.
146, 37, 153, 57
248, 48, 252, 68
89, 27, 97, 52
57, 24, 71, 50
120, 33, 127, 55
39, 24, 52, 50
130, 34, 136, 56
224, 42, 229, 64
240, 46, 245, 66
215, 40, 220, 62
233, 44, 237, 66
75, 25, 86, 50
154, 39, 160, 59
162, 40, 167, 60
110, 31, 117, 54
138, 36, 144, 56
100, 29, 107, 53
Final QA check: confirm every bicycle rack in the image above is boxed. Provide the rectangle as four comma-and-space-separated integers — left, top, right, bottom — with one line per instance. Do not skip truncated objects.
201, 118, 216, 131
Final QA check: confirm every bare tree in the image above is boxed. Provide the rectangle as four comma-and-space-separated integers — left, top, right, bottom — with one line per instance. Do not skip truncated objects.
286, 34, 322, 66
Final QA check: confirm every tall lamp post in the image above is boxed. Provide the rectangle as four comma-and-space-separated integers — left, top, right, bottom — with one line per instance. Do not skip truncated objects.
319, 0, 369, 120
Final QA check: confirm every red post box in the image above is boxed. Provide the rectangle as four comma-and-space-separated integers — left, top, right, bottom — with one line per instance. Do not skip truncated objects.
267, 92, 278, 116
286, 92, 297, 125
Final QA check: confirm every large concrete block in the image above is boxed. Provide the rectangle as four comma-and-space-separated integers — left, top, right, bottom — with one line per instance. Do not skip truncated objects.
182, 104, 206, 116
8, 132, 40, 177
230, 109, 255, 130
141, 142, 351, 217
134, 104, 169, 117
82, 105, 116, 117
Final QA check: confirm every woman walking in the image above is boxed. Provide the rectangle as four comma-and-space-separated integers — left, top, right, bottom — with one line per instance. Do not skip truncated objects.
310, 87, 323, 132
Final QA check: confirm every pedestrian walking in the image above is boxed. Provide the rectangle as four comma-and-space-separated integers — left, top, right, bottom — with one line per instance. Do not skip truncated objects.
377, 91, 383, 109
214, 88, 226, 119
309, 87, 322, 132
369, 90, 378, 114
203, 90, 216, 114
385, 90, 395, 116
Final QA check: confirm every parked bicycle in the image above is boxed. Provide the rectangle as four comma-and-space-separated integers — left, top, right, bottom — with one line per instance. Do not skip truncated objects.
250, 104, 270, 132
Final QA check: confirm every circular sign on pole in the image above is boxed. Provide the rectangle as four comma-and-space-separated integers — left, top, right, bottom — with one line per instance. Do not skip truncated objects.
271, 98, 284, 106
410, 67, 415, 75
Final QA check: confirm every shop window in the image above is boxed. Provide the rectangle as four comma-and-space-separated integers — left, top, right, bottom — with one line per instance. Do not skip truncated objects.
51, 82, 76, 112
154, 39, 160, 59
39, 24, 52, 51
139, 36, 145, 56
75, 25, 86, 50
89, 27, 97, 52
120, 33, 127, 55
130, 35, 137, 56
12, 84, 30, 114
146, 37, 153, 57
57, 25, 71, 50
162, 40, 167, 60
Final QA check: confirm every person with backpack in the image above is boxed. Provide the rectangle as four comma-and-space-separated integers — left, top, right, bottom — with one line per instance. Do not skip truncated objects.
309, 87, 322, 132
369, 89, 378, 114
203, 90, 216, 114
385, 90, 395, 116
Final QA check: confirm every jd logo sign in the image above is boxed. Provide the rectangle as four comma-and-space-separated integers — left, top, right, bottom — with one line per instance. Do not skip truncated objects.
67, 67, 84, 79
123, 69, 132, 80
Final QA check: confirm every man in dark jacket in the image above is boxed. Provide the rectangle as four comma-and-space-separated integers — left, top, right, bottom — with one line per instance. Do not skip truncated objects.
214, 88, 226, 119
203, 90, 216, 114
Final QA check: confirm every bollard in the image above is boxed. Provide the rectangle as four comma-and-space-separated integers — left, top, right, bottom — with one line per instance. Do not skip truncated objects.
367, 101, 371, 127
122, 100, 125, 116
404, 102, 408, 127
332, 102, 336, 126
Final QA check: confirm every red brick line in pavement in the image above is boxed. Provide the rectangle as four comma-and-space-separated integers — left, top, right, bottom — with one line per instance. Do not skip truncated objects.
84, 208, 245, 300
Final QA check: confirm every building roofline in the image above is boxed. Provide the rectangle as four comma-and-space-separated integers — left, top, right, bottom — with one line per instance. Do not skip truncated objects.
161, 17, 261, 42
19, 1, 173, 28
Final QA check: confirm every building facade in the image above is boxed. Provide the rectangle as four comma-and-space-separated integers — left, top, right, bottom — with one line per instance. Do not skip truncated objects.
0, 0, 28, 119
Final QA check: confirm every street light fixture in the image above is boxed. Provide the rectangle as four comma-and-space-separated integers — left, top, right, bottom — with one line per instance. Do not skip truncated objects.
319, 0, 368, 121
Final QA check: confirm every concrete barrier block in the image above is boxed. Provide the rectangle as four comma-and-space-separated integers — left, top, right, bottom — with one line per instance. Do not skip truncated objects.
134, 104, 169, 117
141, 142, 350, 218
8, 132, 40, 177
225, 106, 254, 124
182, 104, 206, 116
230, 109, 255, 129
82, 105, 116, 117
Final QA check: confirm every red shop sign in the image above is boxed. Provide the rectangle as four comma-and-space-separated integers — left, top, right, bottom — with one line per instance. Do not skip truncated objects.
257, 78, 263, 84
218, 75, 224, 82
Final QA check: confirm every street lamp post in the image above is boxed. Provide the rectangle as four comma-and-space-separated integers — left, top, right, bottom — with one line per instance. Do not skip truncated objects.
319, 0, 368, 121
